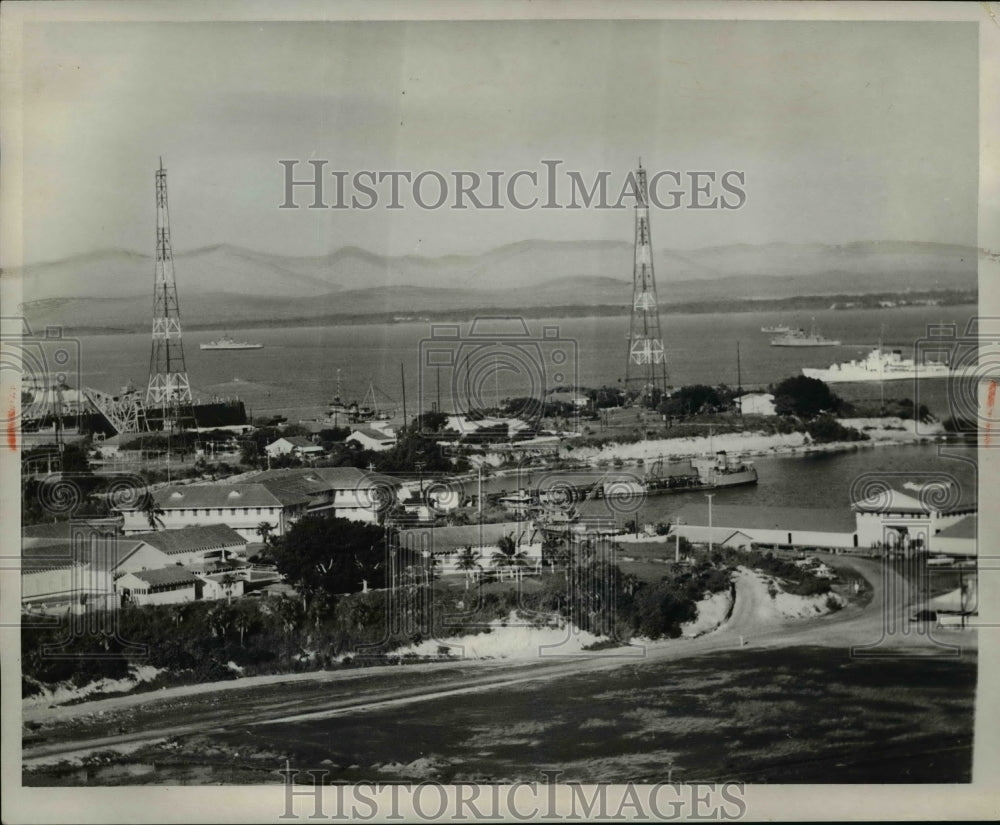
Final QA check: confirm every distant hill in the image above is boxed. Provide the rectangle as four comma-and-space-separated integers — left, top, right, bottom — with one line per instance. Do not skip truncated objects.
13, 239, 979, 329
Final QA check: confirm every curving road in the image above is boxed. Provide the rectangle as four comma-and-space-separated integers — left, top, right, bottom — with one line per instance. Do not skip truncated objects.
23, 553, 971, 767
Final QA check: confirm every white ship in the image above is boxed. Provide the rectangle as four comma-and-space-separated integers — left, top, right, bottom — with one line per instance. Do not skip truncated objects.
200, 335, 263, 351
761, 324, 791, 333
802, 347, 953, 383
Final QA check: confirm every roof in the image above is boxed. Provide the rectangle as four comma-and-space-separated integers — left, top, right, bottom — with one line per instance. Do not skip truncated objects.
22, 520, 119, 544
252, 467, 404, 496
21, 544, 78, 573
271, 435, 316, 448
936, 515, 977, 540
852, 487, 977, 515
398, 522, 539, 554
22, 539, 145, 573
349, 427, 396, 442
122, 567, 202, 588
671, 503, 857, 534
138, 483, 311, 510
129, 524, 246, 555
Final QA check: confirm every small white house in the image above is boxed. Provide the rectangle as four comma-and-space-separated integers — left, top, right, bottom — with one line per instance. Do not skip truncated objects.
116, 567, 204, 606
347, 426, 397, 452
265, 436, 325, 459
736, 393, 776, 416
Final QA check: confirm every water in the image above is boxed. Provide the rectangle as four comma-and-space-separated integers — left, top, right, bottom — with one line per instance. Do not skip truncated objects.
73, 304, 977, 421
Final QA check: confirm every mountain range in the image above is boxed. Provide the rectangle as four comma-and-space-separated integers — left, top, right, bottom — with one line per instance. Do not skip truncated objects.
12, 239, 979, 330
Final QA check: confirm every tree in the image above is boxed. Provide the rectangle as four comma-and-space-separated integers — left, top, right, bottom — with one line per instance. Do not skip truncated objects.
772, 375, 843, 419
455, 546, 482, 590
272, 514, 391, 604
659, 385, 721, 417
139, 493, 165, 530
219, 572, 240, 605
256, 521, 276, 545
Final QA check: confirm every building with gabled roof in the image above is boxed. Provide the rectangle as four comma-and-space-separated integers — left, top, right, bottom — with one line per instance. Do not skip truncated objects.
114, 524, 248, 574
347, 427, 397, 452
669, 502, 859, 550
852, 486, 976, 553
397, 522, 542, 574
117, 482, 311, 539
932, 514, 977, 558
250, 467, 406, 523
115, 567, 204, 606
21, 536, 145, 613
265, 435, 325, 459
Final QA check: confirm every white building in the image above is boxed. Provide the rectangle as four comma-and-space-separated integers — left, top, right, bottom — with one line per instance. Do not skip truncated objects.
116, 567, 205, 606
249, 467, 407, 524
114, 524, 248, 575
397, 522, 543, 575
118, 483, 311, 539
853, 488, 977, 554
266, 435, 326, 460
736, 393, 776, 416
931, 514, 977, 558
347, 426, 397, 452
671, 503, 859, 550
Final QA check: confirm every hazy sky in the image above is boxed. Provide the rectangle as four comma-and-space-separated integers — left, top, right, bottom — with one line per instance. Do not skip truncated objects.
20, 19, 978, 263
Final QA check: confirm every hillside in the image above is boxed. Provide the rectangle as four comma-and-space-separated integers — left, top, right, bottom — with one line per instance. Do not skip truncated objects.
13, 239, 979, 329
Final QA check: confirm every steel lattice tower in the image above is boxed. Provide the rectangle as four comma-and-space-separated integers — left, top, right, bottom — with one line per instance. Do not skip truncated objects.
625, 162, 669, 394
146, 158, 193, 417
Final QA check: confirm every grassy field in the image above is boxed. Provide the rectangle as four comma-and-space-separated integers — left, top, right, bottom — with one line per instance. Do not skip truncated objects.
25, 643, 975, 786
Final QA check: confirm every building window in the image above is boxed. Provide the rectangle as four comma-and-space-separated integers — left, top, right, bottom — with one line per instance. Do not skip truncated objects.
230, 508, 236, 515
256, 508, 261, 515
243, 508, 249, 515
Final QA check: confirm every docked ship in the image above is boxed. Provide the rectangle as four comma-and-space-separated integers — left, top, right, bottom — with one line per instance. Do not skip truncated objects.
200, 335, 263, 351
770, 323, 840, 347
603, 452, 757, 498
761, 324, 791, 333
802, 346, 953, 383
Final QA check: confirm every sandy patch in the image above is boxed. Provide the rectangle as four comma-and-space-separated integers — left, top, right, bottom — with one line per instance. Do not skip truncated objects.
397, 612, 605, 660
681, 590, 734, 638
23, 665, 165, 710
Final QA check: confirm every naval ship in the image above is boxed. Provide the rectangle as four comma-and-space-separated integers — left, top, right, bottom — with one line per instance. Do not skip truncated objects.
802, 346, 953, 382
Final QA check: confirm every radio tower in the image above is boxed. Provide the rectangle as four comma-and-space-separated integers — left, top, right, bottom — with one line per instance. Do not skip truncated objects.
146, 158, 193, 426
625, 160, 669, 396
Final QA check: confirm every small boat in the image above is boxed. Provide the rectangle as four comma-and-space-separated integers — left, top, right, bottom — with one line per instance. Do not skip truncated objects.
761, 324, 791, 333
200, 335, 263, 351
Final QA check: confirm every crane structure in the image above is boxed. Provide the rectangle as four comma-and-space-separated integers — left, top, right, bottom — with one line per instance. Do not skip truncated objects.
82, 384, 147, 435
624, 161, 669, 396
146, 158, 193, 427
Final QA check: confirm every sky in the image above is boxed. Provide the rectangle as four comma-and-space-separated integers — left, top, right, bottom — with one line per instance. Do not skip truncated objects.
19, 19, 979, 263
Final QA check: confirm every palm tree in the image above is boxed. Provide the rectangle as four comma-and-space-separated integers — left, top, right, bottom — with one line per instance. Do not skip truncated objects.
139, 493, 165, 530
220, 572, 239, 605
455, 546, 481, 590
255, 521, 276, 544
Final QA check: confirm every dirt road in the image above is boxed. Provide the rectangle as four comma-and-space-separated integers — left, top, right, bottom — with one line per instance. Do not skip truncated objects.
23, 553, 971, 768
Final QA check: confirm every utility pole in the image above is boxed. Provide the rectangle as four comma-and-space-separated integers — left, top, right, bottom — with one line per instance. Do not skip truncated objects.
624, 160, 669, 399
675, 518, 683, 563
705, 493, 715, 555
736, 341, 743, 415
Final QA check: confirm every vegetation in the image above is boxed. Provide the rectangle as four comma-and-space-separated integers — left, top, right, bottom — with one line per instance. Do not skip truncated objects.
771, 375, 845, 418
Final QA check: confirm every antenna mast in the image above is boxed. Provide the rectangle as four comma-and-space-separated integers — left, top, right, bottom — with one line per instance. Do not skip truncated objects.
624, 160, 669, 397
146, 158, 193, 428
